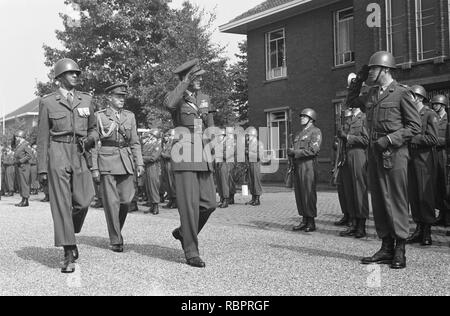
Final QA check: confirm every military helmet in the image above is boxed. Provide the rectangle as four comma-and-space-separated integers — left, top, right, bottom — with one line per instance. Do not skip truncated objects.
300, 108, 317, 122
431, 95, 449, 107
54, 58, 81, 79
411, 85, 428, 102
15, 130, 26, 138
368, 51, 396, 69
247, 127, 258, 137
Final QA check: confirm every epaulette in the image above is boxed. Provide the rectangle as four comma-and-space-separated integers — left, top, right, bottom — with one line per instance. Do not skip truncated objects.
95, 109, 107, 115
398, 83, 411, 90
41, 92, 57, 99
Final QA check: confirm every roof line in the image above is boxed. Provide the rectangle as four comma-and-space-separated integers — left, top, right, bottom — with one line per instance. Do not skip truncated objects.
219, 0, 312, 32
4, 112, 39, 123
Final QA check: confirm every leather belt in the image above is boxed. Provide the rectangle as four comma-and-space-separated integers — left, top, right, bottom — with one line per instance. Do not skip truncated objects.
371, 131, 388, 141
101, 141, 129, 148
51, 135, 81, 144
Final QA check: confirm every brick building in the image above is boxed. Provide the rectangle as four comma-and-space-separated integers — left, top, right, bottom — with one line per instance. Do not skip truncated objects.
0, 98, 39, 138
221, 0, 450, 183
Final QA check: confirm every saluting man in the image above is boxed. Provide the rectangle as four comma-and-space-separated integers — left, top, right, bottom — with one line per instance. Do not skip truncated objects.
164, 59, 217, 268
289, 109, 322, 233
142, 129, 163, 215
14, 130, 33, 207
92, 83, 144, 253
37, 58, 98, 273
348, 52, 421, 270
407, 85, 439, 246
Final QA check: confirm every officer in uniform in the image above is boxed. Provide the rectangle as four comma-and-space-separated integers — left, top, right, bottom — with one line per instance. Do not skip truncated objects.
335, 109, 353, 227
30, 144, 40, 195
245, 127, 263, 206
164, 59, 217, 268
3, 146, 15, 196
142, 129, 163, 215
92, 83, 144, 253
289, 109, 322, 233
431, 95, 450, 228
215, 128, 236, 209
348, 52, 421, 270
338, 107, 370, 238
14, 131, 33, 207
37, 58, 98, 273
406, 85, 439, 246
161, 129, 177, 209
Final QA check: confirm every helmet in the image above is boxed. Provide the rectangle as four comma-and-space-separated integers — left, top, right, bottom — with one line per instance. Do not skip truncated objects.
300, 108, 317, 121
15, 130, 26, 138
368, 51, 396, 69
54, 58, 81, 79
411, 85, 428, 102
431, 95, 449, 107
247, 127, 258, 137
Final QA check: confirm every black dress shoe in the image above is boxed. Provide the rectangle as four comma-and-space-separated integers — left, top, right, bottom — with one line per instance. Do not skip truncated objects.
421, 225, 433, 246
15, 198, 29, 207
334, 216, 349, 227
73, 246, 79, 261
245, 196, 256, 206
361, 238, 395, 265
61, 248, 75, 274
151, 204, 160, 215
304, 218, 316, 233
187, 257, 206, 268
355, 219, 367, 239
172, 228, 184, 250
390, 239, 406, 270
407, 224, 423, 244
111, 245, 124, 253
229, 195, 235, 205
293, 218, 307, 231
253, 196, 261, 206
171, 200, 178, 209
220, 198, 229, 209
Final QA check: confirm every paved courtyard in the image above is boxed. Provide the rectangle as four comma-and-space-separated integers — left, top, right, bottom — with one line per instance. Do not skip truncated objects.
0, 187, 449, 296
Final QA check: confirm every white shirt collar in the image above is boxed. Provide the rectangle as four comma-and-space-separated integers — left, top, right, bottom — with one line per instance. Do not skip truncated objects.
59, 87, 75, 99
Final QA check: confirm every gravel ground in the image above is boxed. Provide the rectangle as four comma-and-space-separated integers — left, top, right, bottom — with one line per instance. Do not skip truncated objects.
0, 191, 449, 296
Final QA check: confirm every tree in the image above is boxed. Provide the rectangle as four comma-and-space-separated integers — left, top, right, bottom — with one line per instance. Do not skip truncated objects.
37, 0, 236, 130
228, 40, 248, 126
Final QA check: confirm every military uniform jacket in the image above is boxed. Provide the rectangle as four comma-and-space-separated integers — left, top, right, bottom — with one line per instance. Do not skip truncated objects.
350, 81, 421, 147
246, 138, 264, 163
14, 141, 33, 165
217, 138, 235, 163
345, 113, 369, 150
292, 126, 322, 160
92, 108, 143, 175
30, 150, 38, 165
437, 113, 448, 149
142, 139, 162, 165
164, 80, 215, 172
410, 107, 439, 149
37, 90, 98, 174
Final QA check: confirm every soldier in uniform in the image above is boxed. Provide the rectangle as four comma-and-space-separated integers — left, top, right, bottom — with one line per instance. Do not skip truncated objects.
348, 52, 421, 270
1, 146, 5, 197
289, 109, 322, 233
37, 58, 98, 273
431, 95, 450, 228
338, 107, 370, 238
14, 131, 33, 207
92, 83, 144, 253
245, 127, 263, 206
162, 129, 177, 209
335, 109, 353, 227
406, 85, 439, 246
215, 128, 236, 209
164, 59, 217, 268
142, 129, 163, 215
3, 146, 15, 196
30, 144, 40, 195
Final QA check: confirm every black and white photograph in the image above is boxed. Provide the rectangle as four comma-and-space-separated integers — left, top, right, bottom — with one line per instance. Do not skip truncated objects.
0, 0, 449, 299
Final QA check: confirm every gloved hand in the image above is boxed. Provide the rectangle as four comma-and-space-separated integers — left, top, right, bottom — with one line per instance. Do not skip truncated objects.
287, 148, 295, 157
376, 136, 391, 152
137, 166, 145, 178
39, 174, 48, 186
92, 170, 100, 184
338, 130, 348, 140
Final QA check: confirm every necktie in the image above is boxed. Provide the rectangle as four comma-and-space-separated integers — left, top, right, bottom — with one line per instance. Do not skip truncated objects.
67, 92, 74, 106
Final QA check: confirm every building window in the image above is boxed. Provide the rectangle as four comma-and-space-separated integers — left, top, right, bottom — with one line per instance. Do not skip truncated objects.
334, 7, 355, 66
415, 0, 436, 61
386, 0, 408, 64
265, 29, 287, 80
266, 109, 289, 160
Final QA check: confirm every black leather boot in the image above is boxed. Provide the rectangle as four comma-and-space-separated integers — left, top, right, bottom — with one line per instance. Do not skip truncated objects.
304, 217, 316, 233
245, 196, 256, 206
229, 195, 235, 205
355, 219, 367, 239
293, 217, 308, 232
220, 198, 229, 209
144, 204, 154, 214
151, 204, 160, 215
340, 218, 357, 237
334, 215, 349, 226
73, 246, 79, 261
421, 224, 433, 246
61, 247, 76, 274
406, 223, 423, 244
171, 199, 178, 209
253, 196, 261, 206
218, 198, 224, 208
15, 198, 29, 207
361, 237, 395, 265
390, 239, 407, 270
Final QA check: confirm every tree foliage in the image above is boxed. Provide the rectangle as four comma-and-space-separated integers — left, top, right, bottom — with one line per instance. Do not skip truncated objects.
228, 40, 248, 126
37, 0, 240, 130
